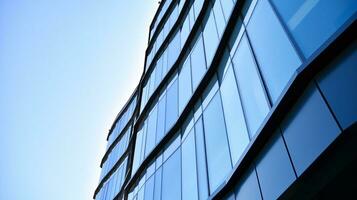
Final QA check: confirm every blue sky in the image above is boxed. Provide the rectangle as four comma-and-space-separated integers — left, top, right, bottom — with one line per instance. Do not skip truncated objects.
0, 0, 157, 199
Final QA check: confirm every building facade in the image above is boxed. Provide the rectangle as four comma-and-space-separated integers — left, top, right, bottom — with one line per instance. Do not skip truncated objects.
94, 0, 357, 199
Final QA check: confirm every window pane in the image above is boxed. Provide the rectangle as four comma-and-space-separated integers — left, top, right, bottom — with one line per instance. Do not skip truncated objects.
316, 42, 357, 129
179, 56, 193, 113
194, 117, 209, 200
182, 129, 199, 200
232, 34, 270, 138
181, 15, 190, 48
219, 0, 234, 22
132, 126, 144, 173
162, 148, 181, 200
191, 36, 207, 90
281, 84, 340, 175
220, 65, 250, 165
213, 0, 226, 37
247, 0, 302, 102
235, 168, 262, 200
271, 0, 357, 57
144, 175, 155, 200
146, 105, 158, 156
203, 92, 232, 192
156, 94, 167, 143
165, 77, 179, 131
194, 0, 204, 19
203, 11, 220, 66
154, 167, 163, 200
256, 133, 296, 200
168, 32, 181, 69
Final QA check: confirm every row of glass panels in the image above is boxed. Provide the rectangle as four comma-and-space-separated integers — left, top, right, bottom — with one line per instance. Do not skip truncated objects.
128, 0, 356, 199
149, 0, 176, 43
107, 96, 137, 149
100, 126, 132, 181
133, 0, 233, 171
96, 158, 129, 200
142, 0, 207, 111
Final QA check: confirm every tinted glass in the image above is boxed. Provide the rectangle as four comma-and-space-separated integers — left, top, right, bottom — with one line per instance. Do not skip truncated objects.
235, 168, 262, 200
281, 85, 340, 175
213, 0, 226, 37
162, 149, 181, 200
165, 78, 179, 131
203, 92, 232, 192
219, 0, 234, 22
155, 60, 163, 88
179, 56, 193, 113
154, 167, 162, 200
144, 175, 155, 200
203, 11, 220, 66
256, 133, 296, 200
182, 129, 199, 200
247, 0, 301, 102
194, 117, 209, 200
181, 15, 190, 48
194, 0, 204, 19
132, 126, 144, 173
191, 36, 207, 90
156, 95, 167, 143
317, 42, 357, 129
271, 0, 357, 57
146, 105, 158, 156
220, 65, 250, 165
168, 32, 181, 68
232, 35, 270, 138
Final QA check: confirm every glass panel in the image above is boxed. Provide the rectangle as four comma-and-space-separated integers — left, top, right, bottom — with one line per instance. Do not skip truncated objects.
156, 94, 167, 143
194, 117, 209, 200
191, 36, 207, 90
194, 0, 204, 19
181, 15, 190, 49
247, 0, 302, 102
182, 129, 199, 200
132, 126, 145, 173
232, 34, 270, 138
154, 167, 163, 200
165, 77, 179, 131
256, 133, 296, 200
203, 92, 232, 192
220, 65, 250, 165
144, 175, 155, 200
219, 0, 234, 22
316, 42, 357, 129
213, 0, 227, 37
179, 56, 193, 113
281, 85, 340, 175
145, 105, 158, 156
271, 0, 357, 57
168, 32, 181, 68
162, 149, 181, 200
235, 168, 262, 200
203, 11, 220, 66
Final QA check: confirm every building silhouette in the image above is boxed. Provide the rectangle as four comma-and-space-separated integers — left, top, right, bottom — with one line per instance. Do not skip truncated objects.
94, 0, 357, 199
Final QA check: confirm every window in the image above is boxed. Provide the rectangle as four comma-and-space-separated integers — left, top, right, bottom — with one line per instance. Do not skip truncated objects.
190, 36, 207, 90
162, 148, 181, 200
281, 85, 340, 175
165, 77, 179, 131
232, 34, 270, 138
168, 32, 181, 68
182, 129, 199, 200
203, 92, 232, 192
271, 0, 357, 57
154, 167, 163, 200
156, 94, 167, 143
203, 11, 220, 66
155, 59, 163, 88
256, 133, 296, 200
212, 0, 226, 37
194, 117, 209, 200
144, 175, 155, 200
247, 0, 302, 102
316, 42, 357, 129
219, 0, 234, 22
179, 56, 193, 113
181, 15, 190, 49
194, 0, 204, 19
219, 65, 250, 165
235, 168, 262, 200
132, 125, 145, 173
145, 105, 158, 156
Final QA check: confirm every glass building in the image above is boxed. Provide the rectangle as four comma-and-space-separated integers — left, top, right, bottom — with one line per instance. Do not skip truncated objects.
94, 0, 357, 199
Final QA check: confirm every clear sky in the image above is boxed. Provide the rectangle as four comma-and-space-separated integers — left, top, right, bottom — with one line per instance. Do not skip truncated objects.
0, 0, 157, 199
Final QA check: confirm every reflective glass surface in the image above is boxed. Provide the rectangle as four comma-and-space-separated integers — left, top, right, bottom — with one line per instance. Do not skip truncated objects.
247, 0, 301, 102
272, 0, 357, 57
161, 149, 181, 200
220, 65, 250, 165
156, 95, 167, 143
179, 56, 193, 113
165, 77, 178, 131
232, 34, 270, 138
203, 11, 220, 66
203, 92, 232, 192
235, 168, 262, 200
146, 105, 158, 156
191, 36, 207, 90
